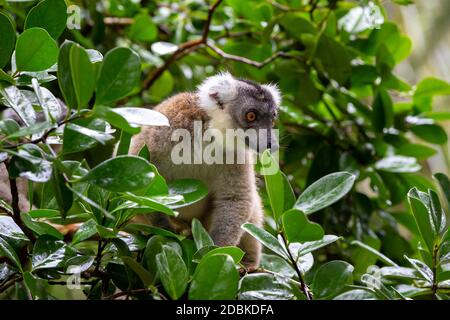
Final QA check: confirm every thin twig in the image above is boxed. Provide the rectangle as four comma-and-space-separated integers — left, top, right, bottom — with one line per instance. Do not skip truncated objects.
205, 43, 295, 68
104, 288, 152, 300
0, 275, 22, 294
280, 233, 313, 300
142, 0, 223, 89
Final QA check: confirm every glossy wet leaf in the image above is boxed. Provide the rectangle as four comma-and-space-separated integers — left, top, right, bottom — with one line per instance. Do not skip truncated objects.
15, 28, 58, 72
156, 245, 188, 300
312, 260, 354, 299
21, 212, 63, 240
295, 172, 356, 215
128, 12, 157, 42
0, 237, 22, 272
31, 236, 76, 271
24, 0, 67, 38
261, 150, 284, 221
282, 209, 324, 242
166, 179, 208, 209
241, 223, 287, 258
407, 188, 435, 253
189, 254, 239, 300
0, 86, 36, 126
375, 156, 421, 173
193, 246, 245, 264
294, 235, 341, 257
238, 273, 297, 300
65, 255, 95, 274
0, 11, 16, 69
57, 41, 95, 109
95, 47, 141, 105
78, 156, 155, 192
192, 218, 214, 250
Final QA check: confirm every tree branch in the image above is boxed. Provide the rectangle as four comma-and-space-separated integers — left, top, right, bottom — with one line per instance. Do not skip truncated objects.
0, 275, 22, 294
205, 43, 295, 68
142, 0, 223, 89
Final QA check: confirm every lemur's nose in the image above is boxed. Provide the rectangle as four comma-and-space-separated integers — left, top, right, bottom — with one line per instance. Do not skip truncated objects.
267, 141, 272, 150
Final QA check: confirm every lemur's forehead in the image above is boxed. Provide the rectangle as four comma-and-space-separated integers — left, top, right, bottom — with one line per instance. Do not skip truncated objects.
237, 79, 277, 112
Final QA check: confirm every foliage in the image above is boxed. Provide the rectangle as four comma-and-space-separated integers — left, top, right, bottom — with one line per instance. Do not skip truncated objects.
0, 0, 450, 300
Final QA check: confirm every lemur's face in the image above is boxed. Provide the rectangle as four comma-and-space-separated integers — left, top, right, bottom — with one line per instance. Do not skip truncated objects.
229, 79, 279, 153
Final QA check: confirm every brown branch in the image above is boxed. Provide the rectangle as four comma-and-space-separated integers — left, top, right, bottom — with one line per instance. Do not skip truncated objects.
104, 288, 153, 300
103, 17, 133, 25
205, 43, 295, 68
0, 275, 22, 294
142, 0, 223, 89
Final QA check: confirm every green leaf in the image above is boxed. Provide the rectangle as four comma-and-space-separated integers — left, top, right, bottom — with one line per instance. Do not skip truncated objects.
0, 237, 22, 272
63, 118, 110, 154
0, 11, 16, 69
192, 218, 214, 250
260, 253, 296, 277
142, 235, 182, 282
238, 273, 298, 300
66, 123, 114, 145
113, 107, 169, 127
334, 289, 376, 300
31, 78, 62, 122
375, 156, 421, 173
434, 173, 450, 210
156, 245, 188, 300
15, 28, 58, 72
407, 188, 436, 253
189, 254, 239, 300
295, 235, 341, 257
397, 143, 437, 160
282, 209, 324, 243
24, 0, 67, 38
21, 212, 63, 240
168, 179, 208, 209
295, 172, 356, 215
121, 193, 175, 216
0, 86, 36, 126
405, 256, 433, 283
372, 90, 393, 132
57, 41, 95, 109
312, 261, 354, 299
31, 236, 76, 271
124, 223, 184, 241
77, 156, 155, 192
148, 71, 174, 101
193, 246, 245, 264
95, 47, 141, 105
0, 216, 29, 248
411, 124, 448, 145
72, 219, 97, 244
414, 77, 450, 111
241, 223, 287, 258
65, 255, 95, 273
351, 240, 398, 266
92, 105, 140, 134
121, 256, 154, 287
315, 34, 351, 85
428, 189, 446, 236
128, 12, 157, 42
261, 150, 284, 221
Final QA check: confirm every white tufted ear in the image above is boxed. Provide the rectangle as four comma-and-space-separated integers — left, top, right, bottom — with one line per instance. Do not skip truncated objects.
262, 83, 282, 106
197, 71, 238, 110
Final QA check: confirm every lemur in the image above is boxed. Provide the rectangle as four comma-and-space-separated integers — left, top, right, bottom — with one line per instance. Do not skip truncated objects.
130, 72, 281, 270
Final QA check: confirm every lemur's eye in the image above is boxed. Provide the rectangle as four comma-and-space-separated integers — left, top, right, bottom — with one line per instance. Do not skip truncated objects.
246, 111, 257, 122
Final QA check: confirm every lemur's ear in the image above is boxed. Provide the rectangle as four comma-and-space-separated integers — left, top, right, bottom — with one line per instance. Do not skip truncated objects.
262, 83, 281, 106
198, 72, 237, 110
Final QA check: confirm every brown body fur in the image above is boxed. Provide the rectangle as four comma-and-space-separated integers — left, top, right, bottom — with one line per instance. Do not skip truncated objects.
129, 93, 264, 269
